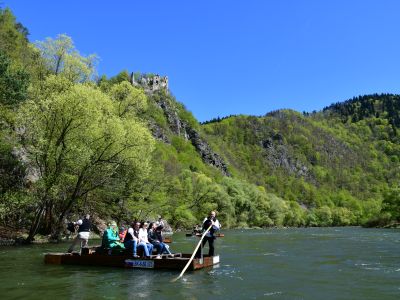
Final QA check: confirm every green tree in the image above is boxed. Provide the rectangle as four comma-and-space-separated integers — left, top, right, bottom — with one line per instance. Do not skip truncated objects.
17, 76, 154, 241
381, 188, 400, 222
0, 8, 30, 63
0, 51, 29, 107
35, 34, 98, 82
109, 81, 147, 117
181, 170, 221, 217
314, 206, 333, 226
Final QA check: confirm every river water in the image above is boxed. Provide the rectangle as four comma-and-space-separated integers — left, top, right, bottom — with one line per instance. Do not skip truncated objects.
0, 227, 399, 299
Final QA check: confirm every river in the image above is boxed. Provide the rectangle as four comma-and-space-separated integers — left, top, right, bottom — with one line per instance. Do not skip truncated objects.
0, 227, 399, 299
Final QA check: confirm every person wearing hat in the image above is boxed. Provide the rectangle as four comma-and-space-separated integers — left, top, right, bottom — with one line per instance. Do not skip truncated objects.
102, 221, 125, 251
67, 214, 91, 253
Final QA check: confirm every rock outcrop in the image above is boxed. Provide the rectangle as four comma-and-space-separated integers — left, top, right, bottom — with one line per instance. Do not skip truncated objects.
149, 90, 230, 176
261, 133, 309, 177
186, 127, 230, 176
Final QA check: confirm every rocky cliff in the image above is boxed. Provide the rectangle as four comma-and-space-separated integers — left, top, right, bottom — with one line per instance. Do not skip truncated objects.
146, 90, 230, 176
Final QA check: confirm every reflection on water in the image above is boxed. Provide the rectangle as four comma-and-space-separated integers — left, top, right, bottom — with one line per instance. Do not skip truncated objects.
0, 227, 399, 299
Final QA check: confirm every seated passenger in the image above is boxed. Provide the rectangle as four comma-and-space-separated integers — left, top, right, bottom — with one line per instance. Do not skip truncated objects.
130, 221, 151, 257
119, 226, 127, 241
193, 224, 202, 234
138, 222, 153, 258
123, 222, 141, 258
149, 222, 171, 254
148, 222, 167, 257
102, 221, 125, 251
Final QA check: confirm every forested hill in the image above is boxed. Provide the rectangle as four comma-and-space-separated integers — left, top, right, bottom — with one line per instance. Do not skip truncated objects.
201, 104, 400, 224
0, 8, 399, 243
324, 93, 400, 128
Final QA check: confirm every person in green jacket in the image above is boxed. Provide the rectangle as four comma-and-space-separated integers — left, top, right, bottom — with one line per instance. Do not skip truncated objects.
102, 221, 125, 250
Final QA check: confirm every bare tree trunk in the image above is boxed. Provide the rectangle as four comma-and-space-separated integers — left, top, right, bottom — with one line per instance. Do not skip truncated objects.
51, 194, 78, 241
50, 220, 64, 242
26, 205, 45, 243
42, 202, 54, 234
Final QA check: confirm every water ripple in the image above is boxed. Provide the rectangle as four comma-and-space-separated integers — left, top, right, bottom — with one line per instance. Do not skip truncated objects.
264, 291, 283, 296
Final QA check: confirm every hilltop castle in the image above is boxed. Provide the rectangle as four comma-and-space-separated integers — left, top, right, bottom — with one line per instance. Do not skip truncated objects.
131, 72, 168, 93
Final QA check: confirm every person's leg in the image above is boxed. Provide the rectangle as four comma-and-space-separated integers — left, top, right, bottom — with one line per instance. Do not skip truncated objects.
81, 237, 88, 248
158, 243, 165, 254
124, 240, 134, 256
208, 237, 215, 256
80, 233, 89, 248
203, 238, 208, 247
132, 240, 138, 256
159, 242, 167, 254
195, 238, 208, 258
67, 235, 80, 253
153, 243, 162, 254
147, 243, 154, 256
138, 242, 149, 256
137, 242, 146, 257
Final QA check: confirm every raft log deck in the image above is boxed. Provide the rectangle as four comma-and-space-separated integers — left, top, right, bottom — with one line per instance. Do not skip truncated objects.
44, 251, 219, 270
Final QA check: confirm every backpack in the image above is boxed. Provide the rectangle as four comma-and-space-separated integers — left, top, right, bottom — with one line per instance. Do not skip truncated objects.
67, 222, 76, 233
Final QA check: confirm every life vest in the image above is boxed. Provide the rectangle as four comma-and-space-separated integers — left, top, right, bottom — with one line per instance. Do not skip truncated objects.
67, 222, 75, 233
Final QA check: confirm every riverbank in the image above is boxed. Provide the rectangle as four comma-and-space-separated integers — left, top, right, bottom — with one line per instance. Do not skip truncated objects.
0, 226, 103, 246
0, 226, 28, 246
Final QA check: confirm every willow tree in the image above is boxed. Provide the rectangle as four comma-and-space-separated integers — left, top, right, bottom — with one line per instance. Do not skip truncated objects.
35, 34, 98, 83
18, 76, 154, 241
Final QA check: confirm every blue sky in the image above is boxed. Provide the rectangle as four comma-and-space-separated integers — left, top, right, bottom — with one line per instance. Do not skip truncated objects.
4, 0, 400, 121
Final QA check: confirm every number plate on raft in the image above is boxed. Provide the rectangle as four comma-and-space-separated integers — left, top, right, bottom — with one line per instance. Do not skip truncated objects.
125, 259, 154, 269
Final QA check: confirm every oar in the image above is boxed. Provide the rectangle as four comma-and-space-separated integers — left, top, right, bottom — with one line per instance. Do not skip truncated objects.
171, 224, 212, 282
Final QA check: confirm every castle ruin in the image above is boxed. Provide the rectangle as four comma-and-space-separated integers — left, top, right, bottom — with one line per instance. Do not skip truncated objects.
131, 72, 168, 93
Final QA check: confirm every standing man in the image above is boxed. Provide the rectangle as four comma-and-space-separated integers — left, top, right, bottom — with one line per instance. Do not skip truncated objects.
196, 211, 221, 258
67, 214, 91, 253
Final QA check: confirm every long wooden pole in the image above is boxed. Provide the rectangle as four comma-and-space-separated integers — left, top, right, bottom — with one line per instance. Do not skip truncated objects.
171, 225, 212, 282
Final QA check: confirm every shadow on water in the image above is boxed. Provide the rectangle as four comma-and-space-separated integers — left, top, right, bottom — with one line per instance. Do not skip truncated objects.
0, 227, 399, 299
